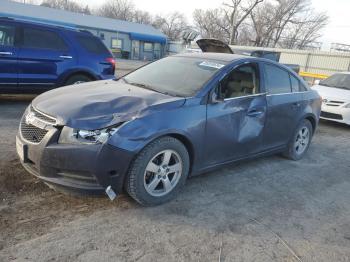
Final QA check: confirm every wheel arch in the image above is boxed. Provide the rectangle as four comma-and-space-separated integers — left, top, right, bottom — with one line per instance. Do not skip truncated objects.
133, 132, 196, 174
58, 70, 98, 86
166, 133, 195, 173
304, 114, 317, 134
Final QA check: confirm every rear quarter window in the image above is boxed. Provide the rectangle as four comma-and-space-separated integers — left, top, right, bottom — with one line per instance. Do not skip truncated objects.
77, 35, 110, 54
290, 74, 308, 92
264, 63, 291, 94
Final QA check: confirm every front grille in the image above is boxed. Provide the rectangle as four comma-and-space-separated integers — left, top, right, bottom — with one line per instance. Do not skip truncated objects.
324, 100, 345, 107
31, 106, 56, 124
20, 118, 49, 143
321, 111, 343, 120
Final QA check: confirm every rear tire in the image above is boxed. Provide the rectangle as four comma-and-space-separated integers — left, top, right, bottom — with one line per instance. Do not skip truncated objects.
283, 119, 313, 161
126, 136, 190, 206
64, 74, 93, 86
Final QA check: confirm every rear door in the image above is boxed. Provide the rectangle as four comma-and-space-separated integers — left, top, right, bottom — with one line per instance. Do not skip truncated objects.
0, 22, 18, 92
262, 63, 303, 150
74, 34, 115, 77
205, 62, 267, 166
17, 24, 75, 92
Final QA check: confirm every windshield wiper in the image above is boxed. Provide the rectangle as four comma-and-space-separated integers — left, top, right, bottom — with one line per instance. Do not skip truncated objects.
122, 78, 182, 97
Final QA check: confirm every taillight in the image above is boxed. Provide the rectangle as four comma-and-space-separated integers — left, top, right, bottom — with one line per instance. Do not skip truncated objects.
105, 57, 116, 71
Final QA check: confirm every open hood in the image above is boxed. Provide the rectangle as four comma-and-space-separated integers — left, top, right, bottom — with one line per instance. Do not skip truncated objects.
196, 39, 233, 54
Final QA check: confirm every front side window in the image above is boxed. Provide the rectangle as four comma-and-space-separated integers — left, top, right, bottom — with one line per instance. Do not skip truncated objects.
123, 56, 227, 97
264, 64, 291, 94
22, 27, 68, 50
0, 25, 15, 47
220, 63, 260, 99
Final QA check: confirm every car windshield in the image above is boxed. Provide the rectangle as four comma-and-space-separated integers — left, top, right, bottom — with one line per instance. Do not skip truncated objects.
320, 73, 350, 90
123, 56, 227, 97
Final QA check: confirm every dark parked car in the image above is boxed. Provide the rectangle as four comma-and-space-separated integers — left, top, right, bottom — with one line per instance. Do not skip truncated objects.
16, 52, 321, 206
0, 17, 115, 93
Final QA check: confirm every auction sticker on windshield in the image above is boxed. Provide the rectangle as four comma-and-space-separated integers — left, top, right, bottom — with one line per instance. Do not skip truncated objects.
199, 61, 225, 69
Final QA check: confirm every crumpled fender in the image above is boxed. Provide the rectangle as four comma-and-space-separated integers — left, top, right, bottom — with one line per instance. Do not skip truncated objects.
108, 98, 207, 158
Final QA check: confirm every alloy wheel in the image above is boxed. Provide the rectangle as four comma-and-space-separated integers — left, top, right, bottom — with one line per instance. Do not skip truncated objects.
143, 150, 183, 197
294, 126, 310, 155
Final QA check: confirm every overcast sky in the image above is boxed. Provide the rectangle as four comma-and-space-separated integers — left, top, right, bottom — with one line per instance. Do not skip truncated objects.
34, 0, 350, 49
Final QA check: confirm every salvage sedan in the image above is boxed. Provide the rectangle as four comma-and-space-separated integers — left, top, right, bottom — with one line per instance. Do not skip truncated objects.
16, 53, 321, 206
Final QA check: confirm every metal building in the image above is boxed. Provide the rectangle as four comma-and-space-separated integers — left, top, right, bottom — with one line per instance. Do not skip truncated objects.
0, 0, 167, 60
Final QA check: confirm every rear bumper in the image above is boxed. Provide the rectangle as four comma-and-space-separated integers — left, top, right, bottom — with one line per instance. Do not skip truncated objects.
16, 130, 135, 196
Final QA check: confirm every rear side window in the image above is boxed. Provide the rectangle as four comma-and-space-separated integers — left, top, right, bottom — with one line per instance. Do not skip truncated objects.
264, 64, 291, 94
290, 74, 308, 92
77, 35, 109, 54
22, 27, 68, 50
0, 25, 15, 47
290, 74, 300, 92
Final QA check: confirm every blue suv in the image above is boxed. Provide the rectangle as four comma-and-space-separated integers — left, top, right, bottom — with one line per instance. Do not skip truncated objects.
0, 17, 116, 94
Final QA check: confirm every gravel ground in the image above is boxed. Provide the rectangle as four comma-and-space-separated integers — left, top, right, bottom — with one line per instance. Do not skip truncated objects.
0, 63, 350, 262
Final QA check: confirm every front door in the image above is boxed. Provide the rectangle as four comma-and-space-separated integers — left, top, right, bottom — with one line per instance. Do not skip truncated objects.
0, 23, 18, 92
205, 62, 267, 166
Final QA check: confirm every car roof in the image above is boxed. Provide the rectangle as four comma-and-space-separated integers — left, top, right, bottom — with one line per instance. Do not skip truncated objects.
173, 52, 248, 62
0, 16, 88, 35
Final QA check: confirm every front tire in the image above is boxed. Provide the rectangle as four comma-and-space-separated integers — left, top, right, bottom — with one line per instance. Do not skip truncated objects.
126, 137, 190, 206
283, 119, 313, 160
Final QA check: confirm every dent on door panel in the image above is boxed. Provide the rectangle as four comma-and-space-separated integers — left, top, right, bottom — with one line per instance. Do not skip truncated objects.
205, 94, 267, 166
238, 95, 267, 143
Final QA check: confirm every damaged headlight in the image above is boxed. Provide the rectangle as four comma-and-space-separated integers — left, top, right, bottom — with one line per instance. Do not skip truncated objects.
58, 126, 118, 144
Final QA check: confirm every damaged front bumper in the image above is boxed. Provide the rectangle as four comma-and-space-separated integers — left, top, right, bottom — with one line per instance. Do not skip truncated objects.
16, 120, 135, 198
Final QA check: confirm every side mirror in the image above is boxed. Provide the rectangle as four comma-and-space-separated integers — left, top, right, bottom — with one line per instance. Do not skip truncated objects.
314, 79, 320, 85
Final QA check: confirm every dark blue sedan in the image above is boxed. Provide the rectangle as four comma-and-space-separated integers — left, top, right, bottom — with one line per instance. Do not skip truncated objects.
16, 52, 321, 205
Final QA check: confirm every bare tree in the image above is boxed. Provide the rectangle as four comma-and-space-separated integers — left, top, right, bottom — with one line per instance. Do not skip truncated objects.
193, 8, 231, 42
40, 0, 91, 14
98, 0, 135, 21
132, 10, 153, 24
248, 0, 328, 49
152, 12, 189, 41
279, 11, 328, 49
222, 0, 264, 44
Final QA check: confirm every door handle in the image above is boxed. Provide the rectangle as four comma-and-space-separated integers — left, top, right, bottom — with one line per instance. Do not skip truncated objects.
0, 51, 13, 55
247, 108, 264, 117
59, 55, 73, 59
292, 102, 301, 108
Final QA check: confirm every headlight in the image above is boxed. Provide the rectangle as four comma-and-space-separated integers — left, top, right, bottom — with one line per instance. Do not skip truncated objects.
58, 126, 118, 144
345, 103, 350, 108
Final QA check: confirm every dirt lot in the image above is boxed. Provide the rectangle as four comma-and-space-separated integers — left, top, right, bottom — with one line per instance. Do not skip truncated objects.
1, 63, 350, 261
